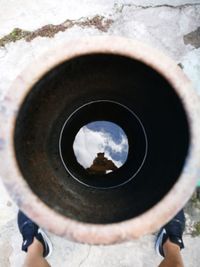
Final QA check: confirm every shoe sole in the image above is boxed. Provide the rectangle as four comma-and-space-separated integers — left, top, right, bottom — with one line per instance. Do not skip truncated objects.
38, 228, 53, 258
155, 228, 166, 257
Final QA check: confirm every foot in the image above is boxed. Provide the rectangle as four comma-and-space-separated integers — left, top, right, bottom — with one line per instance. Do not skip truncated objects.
18, 210, 53, 258
155, 209, 185, 257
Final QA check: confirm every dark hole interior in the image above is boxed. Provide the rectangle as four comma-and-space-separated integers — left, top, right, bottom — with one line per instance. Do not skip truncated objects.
60, 101, 147, 188
14, 53, 190, 224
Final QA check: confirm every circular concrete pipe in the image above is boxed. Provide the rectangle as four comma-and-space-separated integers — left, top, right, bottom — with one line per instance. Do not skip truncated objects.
0, 36, 200, 245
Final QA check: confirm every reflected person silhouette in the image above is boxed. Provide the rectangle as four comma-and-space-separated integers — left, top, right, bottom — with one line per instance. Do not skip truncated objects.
86, 152, 118, 175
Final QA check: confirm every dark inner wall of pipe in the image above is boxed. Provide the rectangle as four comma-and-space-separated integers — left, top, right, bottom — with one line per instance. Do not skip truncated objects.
14, 54, 190, 224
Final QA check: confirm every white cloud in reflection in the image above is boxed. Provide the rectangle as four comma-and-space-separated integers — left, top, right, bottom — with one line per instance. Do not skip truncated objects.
73, 125, 128, 169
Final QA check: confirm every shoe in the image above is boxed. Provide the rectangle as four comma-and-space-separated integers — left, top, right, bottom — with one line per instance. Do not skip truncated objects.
155, 209, 185, 257
18, 210, 53, 258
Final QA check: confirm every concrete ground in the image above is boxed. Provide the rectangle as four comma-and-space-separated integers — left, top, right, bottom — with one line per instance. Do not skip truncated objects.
0, 1, 200, 266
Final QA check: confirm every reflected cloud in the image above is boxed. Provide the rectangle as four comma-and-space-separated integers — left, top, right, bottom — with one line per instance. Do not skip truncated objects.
73, 121, 129, 174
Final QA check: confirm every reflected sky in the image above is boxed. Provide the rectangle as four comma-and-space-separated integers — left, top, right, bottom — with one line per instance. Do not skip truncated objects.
73, 121, 129, 173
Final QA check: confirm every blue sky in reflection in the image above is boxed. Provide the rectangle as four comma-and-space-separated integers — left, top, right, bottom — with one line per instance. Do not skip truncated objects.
73, 121, 129, 169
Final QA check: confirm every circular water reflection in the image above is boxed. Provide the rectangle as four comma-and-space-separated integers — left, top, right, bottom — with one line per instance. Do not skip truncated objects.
73, 121, 129, 175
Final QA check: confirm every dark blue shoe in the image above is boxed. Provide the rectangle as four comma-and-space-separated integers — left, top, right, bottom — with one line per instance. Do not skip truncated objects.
155, 209, 185, 257
18, 211, 52, 258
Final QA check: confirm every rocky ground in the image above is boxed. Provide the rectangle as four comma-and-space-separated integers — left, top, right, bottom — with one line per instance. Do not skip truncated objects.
0, 1, 200, 266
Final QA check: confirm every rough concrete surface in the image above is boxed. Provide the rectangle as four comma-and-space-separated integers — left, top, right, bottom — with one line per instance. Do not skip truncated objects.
0, 0, 200, 266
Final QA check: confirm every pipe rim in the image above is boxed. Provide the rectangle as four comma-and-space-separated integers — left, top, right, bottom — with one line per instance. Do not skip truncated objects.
0, 36, 200, 244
